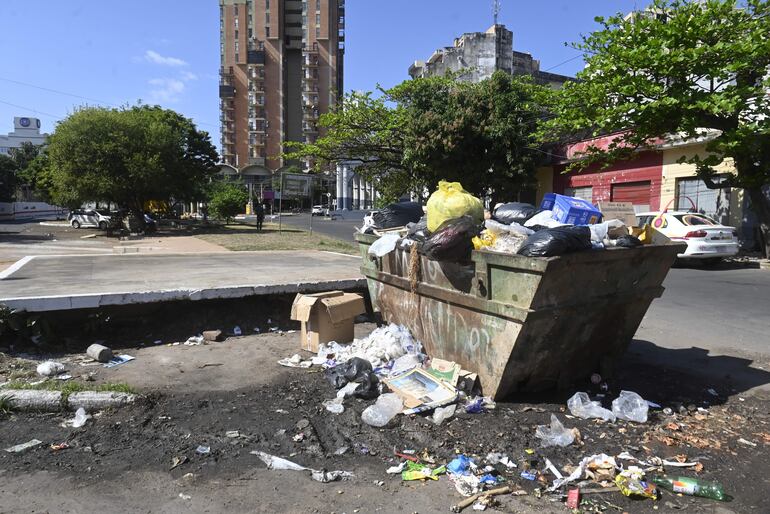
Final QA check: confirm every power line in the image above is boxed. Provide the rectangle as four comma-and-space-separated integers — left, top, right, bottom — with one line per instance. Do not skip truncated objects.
0, 99, 65, 121
542, 53, 584, 72
0, 76, 219, 129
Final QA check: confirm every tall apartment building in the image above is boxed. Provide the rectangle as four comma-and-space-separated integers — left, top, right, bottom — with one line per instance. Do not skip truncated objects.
408, 24, 571, 88
219, 0, 344, 173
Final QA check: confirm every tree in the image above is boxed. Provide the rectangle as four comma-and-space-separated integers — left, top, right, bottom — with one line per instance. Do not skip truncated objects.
10, 141, 40, 172
287, 72, 554, 204
43, 105, 219, 218
542, 0, 770, 256
0, 154, 18, 202
208, 181, 249, 223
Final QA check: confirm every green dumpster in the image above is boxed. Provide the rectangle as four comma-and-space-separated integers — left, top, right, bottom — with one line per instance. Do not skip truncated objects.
356, 233, 683, 399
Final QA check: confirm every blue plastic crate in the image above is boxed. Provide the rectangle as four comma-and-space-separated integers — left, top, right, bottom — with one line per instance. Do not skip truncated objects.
551, 194, 602, 225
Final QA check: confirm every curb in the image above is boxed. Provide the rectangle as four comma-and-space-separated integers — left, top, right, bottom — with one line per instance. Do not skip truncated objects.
0, 389, 137, 412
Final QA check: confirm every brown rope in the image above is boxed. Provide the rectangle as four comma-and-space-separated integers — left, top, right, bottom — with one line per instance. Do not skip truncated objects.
408, 245, 421, 294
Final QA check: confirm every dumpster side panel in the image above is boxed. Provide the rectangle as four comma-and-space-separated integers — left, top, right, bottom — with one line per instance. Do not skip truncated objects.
370, 279, 520, 394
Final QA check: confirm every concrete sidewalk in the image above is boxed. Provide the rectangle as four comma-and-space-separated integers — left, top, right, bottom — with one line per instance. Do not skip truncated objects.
0, 251, 364, 312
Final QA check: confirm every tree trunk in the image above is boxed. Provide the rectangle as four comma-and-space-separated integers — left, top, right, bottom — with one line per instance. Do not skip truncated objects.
747, 187, 770, 259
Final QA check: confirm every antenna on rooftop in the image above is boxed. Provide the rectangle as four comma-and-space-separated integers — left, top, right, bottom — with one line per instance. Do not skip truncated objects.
493, 0, 501, 25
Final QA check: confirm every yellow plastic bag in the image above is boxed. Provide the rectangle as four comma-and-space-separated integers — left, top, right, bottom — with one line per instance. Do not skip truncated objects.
426, 180, 484, 232
472, 230, 496, 250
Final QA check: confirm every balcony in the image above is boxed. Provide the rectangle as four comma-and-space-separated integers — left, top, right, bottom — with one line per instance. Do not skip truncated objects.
248, 156, 266, 166
219, 85, 235, 98
247, 49, 265, 65
222, 101, 235, 111
303, 123, 318, 133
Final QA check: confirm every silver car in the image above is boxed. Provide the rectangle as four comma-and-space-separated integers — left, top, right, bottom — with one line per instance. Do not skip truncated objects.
68, 209, 112, 230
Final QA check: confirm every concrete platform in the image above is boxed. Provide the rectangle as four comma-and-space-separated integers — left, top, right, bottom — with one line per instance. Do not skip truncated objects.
0, 251, 365, 312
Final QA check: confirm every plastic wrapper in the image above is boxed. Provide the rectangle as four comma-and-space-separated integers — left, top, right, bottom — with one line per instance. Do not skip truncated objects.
612, 390, 649, 422
431, 404, 456, 425
589, 219, 627, 243
517, 226, 592, 257
324, 357, 380, 399
401, 461, 446, 481
615, 468, 657, 499
426, 180, 484, 232
37, 361, 66, 377
567, 392, 616, 422
420, 216, 481, 262
492, 202, 536, 225
472, 231, 497, 250
405, 217, 430, 242
485, 219, 534, 238
361, 393, 403, 427
368, 233, 401, 257
523, 210, 566, 229
535, 414, 575, 447
318, 323, 421, 369
371, 201, 424, 229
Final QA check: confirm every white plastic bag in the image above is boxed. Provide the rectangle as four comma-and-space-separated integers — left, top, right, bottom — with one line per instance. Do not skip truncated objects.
523, 210, 566, 229
68, 407, 91, 428
361, 393, 403, 427
368, 233, 401, 257
36, 361, 66, 377
612, 390, 649, 422
567, 392, 616, 422
484, 219, 534, 237
431, 404, 456, 425
535, 414, 575, 447
589, 219, 626, 243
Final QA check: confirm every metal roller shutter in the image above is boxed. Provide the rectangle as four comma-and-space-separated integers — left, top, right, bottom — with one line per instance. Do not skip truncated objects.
611, 181, 651, 213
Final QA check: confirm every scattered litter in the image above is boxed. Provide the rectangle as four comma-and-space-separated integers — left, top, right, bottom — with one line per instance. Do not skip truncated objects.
650, 475, 727, 501
550, 454, 616, 490
252, 450, 353, 482
451, 486, 512, 513
202, 330, 223, 342
318, 323, 421, 370
293, 433, 304, 442
385, 368, 456, 414
465, 396, 496, 414
432, 403, 457, 425
170, 455, 189, 470
50, 442, 70, 452
535, 414, 575, 447
520, 470, 537, 481
323, 398, 345, 414
184, 335, 204, 346
566, 488, 581, 509
611, 390, 649, 422
402, 461, 446, 481
544, 458, 563, 480
178, 493, 191, 500
386, 462, 407, 474
5, 439, 43, 453
54, 374, 73, 381
334, 446, 349, 455
103, 355, 135, 368
65, 407, 91, 428
225, 431, 240, 438
707, 388, 719, 397
196, 445, 211, 455
615, 467, 657, 499
232, 326, 242, 336
278, 354, 313, 368
567, 392, 616, 422
449, 473, 481, 496
485, 452, 516, 469
153, 340, 163, 345
36, 361, 66, 377
361, 393, 403, 427
737, 438, 757, 447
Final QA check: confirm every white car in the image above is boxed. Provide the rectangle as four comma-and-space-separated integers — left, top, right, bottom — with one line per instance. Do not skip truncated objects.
68, 209, 112, 230
636, 211, 739, 261
311, 205, 329, 216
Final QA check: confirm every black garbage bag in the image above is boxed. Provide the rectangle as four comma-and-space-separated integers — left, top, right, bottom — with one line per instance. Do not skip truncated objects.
517, 225, 592, 257
614, 234, 642, 248
419, 216, 481, 262
371, 202, 424, 229
406, 216, 431, 243
493, 202, 536, 225
324, 357, 380, 399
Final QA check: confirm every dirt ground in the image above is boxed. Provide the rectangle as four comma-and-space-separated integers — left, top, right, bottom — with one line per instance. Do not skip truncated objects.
1, 322, 768, 514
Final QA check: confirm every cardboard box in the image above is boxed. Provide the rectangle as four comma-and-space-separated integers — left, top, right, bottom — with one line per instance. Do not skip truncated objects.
551, 194, 603, 225
290, 291, 366, 353
598, 201, 637, 227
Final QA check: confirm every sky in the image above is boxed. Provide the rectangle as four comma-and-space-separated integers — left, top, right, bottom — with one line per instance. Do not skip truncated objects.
0, 0, 643, 145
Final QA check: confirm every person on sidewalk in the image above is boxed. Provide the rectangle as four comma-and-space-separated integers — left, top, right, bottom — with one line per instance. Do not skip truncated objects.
255, 202, 265, 231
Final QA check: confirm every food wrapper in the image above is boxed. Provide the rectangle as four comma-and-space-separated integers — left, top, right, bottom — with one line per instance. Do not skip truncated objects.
615, 468, 658, 499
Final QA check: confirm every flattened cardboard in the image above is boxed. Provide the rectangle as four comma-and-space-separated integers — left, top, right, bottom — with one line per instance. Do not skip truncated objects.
598, 202, 637, 227
384, 368, 457, 413
426, 358, 461, 386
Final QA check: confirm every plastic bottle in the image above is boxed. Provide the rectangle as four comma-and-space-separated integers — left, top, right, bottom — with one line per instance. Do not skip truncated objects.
361, 393, 403, 427
651, 476, 727, 501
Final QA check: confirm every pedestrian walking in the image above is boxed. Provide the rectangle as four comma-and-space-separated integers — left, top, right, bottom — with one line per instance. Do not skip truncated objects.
255, 201, 265, 231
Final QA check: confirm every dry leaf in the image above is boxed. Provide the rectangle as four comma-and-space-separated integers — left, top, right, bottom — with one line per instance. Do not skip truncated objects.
666, 422, 681, 431
694, 462, 704, 473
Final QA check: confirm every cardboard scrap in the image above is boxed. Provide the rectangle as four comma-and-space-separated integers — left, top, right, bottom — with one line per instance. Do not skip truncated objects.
384, 368, 458, 414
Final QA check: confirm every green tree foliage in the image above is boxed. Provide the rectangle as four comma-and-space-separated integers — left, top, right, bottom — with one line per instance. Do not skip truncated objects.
0, 155, 18, 202
42, 105, 219, 214
542, 0, 770, 255
10, 141, 40, 172
287, 72, 554, 203
208, 181, 249, 222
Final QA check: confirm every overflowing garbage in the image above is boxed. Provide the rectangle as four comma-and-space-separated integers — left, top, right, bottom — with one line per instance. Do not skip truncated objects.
361, 184, 646, 263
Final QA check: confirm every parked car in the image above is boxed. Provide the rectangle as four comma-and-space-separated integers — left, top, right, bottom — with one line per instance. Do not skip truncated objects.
636, 211, 739, 261
68, 209, 112, 230
311, 205, 329, 216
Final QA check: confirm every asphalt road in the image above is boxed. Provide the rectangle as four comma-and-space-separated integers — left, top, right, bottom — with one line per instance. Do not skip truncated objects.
276, 212, 364, 241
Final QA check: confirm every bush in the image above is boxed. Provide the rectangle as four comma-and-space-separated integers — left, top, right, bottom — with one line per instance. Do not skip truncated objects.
208, 182, 249, 222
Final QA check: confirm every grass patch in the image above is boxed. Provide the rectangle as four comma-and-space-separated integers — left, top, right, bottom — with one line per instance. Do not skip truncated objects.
2, 380, 135, 400
0, 393, 13, 414
196, 223, 358, 254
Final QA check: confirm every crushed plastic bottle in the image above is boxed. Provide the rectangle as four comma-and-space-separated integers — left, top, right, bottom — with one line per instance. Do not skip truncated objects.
567, 392, 616, 422
361, 393, 403, 427
535, 414, 575, 447
612, 390, 649, 422
431, 404, 456, 425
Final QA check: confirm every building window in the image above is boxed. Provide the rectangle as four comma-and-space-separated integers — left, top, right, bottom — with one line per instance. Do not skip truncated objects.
233, 5, 238, 15
235, 53, 239, 62
316, 26, 320, 38
316, 13, 320, 25
248, 14, 253, 24
266, 26, 270, 37
235, 18, 239, 29
265, 13, 269, 24
235, 41, 239, 53
266, 0, 270, 9
235, 30, 239, 39
248, 28, 253, 38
